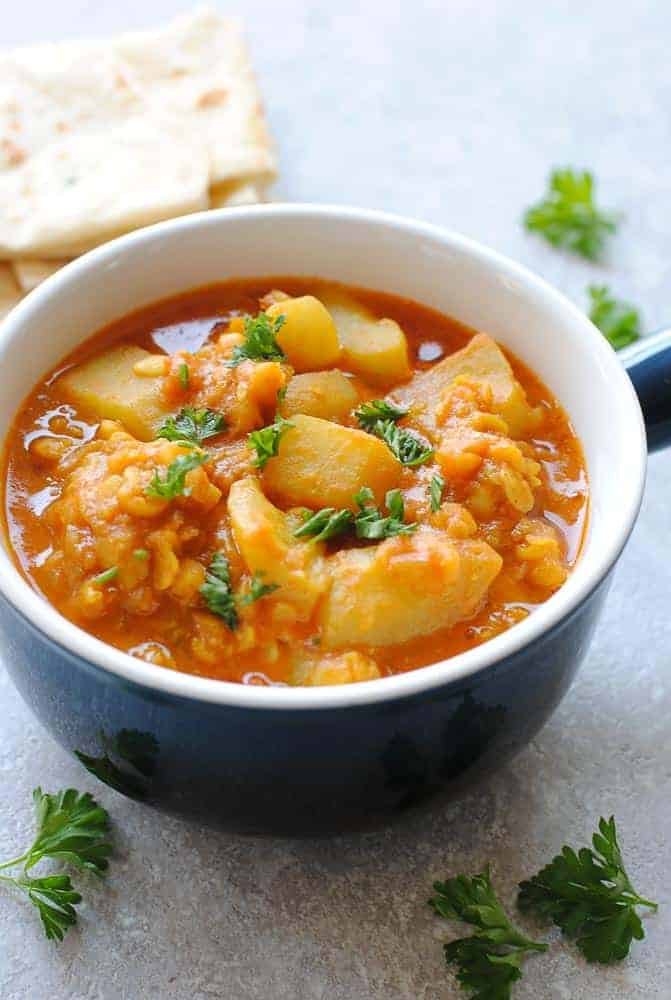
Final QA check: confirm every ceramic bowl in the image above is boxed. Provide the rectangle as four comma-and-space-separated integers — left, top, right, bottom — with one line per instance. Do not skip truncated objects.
0, 206, 668, 833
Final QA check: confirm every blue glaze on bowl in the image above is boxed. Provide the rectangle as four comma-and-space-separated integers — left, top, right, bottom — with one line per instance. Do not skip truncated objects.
0, 577, 609, 834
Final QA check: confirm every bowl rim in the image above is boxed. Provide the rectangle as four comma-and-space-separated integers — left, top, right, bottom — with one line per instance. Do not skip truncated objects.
0, 203, 647, 710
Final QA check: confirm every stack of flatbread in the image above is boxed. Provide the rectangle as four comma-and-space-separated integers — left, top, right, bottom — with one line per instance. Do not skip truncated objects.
0, 7, 276, 318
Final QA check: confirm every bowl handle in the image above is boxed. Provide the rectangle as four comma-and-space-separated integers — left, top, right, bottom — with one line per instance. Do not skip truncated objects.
620, 329, 671, 452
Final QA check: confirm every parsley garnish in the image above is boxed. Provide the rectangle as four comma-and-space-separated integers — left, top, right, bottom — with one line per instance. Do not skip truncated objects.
523, 168, 619, 260
157, 407, 226, 445
145, 450, 208, 499
430, 867, 547, 999
518, 816, 657, 964
354, 399, 408, 431
380, 421, 433, 466
133, 548, 149, 560
587, 285, 641, 350
0, 788, 112, 941
294, 489, 417, 544
227, 312, 286, 367
200, 554, 278, 626
92, 566, 118, 586
248, 416, 294, 469
294, 507, 355, 543
200, 552, 238, 629
239, 573, 280, 606
430, 473, 445, 512
354, 487, 417, 539
178, 362, 190, 390
354, 400, 433, 467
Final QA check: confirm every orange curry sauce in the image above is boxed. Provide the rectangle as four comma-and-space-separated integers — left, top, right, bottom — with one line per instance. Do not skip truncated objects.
1, 279, 588, 685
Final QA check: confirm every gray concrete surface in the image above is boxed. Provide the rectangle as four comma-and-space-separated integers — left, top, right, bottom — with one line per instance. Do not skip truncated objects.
1, 1, 670, 997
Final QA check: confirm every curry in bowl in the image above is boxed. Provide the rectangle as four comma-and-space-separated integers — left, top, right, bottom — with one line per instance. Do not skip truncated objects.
1, 280, 587, 687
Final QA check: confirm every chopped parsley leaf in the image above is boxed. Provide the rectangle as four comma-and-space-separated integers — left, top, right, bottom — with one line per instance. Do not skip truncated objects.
227, 312, 286, 367
294, 507, 355, 543
430, 474, 445, 512
248, 416, 294, 469
200, 552, 238, 629
239, 573, 280, 606
178, 362, 190, 390
145, 450, 209, 500
355, 401, 433, 467
354, 487, 417, 539
157, 407, 226, 445
353, 399, 408, 432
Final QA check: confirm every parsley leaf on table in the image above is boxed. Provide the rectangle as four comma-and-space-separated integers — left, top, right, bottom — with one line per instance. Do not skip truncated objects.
157, 407, 226, 445
145, 449, 209, 499
354, 399, 433, 467
248, 416, 294, 469
0, 788, 112, 941
19, 874, 82, 942
518, 816, 657, 964
22, 787, 112, 875
227, 312, 286, 367
523, 168, 619, 260
587, 285, 641, 350
430, 867, 547, 999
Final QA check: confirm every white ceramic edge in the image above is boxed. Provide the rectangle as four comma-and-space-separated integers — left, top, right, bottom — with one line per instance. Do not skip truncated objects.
0, 204, 647, 711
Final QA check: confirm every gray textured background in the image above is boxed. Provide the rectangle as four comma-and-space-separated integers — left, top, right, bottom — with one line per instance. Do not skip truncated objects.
2, 2, 670, 998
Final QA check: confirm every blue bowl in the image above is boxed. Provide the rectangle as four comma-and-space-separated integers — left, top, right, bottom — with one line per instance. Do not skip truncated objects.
0, 207, 667, 834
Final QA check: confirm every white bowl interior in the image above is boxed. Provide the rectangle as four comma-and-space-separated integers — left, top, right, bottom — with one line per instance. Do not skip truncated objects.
0, 206, 646, 708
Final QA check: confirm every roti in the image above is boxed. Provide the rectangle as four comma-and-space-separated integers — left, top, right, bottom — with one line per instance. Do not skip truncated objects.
0, 9, 276, 259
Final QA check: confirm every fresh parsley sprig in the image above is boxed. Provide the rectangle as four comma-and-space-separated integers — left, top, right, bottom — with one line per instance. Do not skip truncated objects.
0, 788, 112, 941
523, 168, 619, 260
518, 816, 657, 964
430, 867, 547, 1000
354, 399, 433, 467
227, 312, 287, 367
145, 450, 209, 500
200, 553, 278, 628
248, 416, 294, 469
157, 407, 226, 445
587, 285, 641, 350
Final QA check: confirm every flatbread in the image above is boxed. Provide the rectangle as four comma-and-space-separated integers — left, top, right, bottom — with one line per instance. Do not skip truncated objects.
113, 9, 275, 187
0, 118, 210, 257
5, 178, 267, 299
209, 179, 265, 209
0, 8, 276, 258
11, 258, 69, 292
0, 263, 22, 319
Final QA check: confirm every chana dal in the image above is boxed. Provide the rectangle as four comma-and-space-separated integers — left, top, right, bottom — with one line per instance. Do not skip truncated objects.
1, 279, 588, 687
